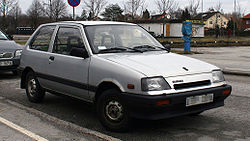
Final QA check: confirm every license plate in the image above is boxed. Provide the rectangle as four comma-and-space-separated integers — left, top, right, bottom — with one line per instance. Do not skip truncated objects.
186, 94, 214, 107
0, 61, 13, 66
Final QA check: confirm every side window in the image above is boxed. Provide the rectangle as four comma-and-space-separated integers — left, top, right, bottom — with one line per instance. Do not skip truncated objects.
30, 26, 56, 51
53, 27, 86, 57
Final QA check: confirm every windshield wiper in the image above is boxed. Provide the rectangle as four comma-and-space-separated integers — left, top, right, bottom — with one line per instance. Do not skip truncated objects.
116, 46, 143, 53
0, 38, 7, 40
99, 46, 144, 54
98, 47, 128, 53
133, 45, 159, 52
133, 45, 169, 52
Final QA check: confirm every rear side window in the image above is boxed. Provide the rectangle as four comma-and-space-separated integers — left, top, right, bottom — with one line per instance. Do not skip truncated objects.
29, 26, 56, 51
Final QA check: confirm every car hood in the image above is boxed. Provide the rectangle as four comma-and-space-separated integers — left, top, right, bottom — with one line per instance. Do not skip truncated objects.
99, 52, 219, 77
0, 40, 22, 52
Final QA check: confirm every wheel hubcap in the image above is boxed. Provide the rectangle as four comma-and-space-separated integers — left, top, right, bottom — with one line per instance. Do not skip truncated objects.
105, 100, 123, 121
28, 79, 37, 96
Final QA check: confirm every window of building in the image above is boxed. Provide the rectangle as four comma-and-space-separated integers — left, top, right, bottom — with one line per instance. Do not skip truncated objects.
210, 21, 213, 24
30, 26, 56, 51
246, 20, 250, 25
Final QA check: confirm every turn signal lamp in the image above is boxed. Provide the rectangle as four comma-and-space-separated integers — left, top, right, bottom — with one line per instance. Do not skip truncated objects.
222, 89, 230, 95
156, 100, 170, 106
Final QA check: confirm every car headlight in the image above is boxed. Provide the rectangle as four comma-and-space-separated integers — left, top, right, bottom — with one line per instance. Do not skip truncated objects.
212, 70, 225, 83
142, 76, 171, 91
15, 50, 22, 57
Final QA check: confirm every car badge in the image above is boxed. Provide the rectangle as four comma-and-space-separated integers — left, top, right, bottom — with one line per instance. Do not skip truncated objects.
183, 67, 189, 71
172, 80, 184, 83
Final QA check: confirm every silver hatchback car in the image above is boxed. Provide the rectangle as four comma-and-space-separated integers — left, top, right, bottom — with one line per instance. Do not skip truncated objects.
19, 21, 231, 131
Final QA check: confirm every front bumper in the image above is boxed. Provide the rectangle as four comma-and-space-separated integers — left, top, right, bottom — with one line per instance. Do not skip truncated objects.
0, 58, 20, 71
121, 85, 232, 120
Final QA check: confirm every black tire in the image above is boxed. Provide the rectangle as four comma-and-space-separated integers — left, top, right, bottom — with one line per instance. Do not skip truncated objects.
25, 71, 45, 103
189, 111, 204, 116
96, 89, 130, 132
12, 70, 18, 75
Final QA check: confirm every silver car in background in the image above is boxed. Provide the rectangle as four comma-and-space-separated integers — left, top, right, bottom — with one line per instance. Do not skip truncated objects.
19, 21, 232, 132
0, 29, 22, 75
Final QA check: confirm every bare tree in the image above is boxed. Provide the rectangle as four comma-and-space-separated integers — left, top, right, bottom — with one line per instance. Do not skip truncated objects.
84, 0, 107, 20
27, 0, 45, 28
155, 0, 176, 14
124, 0, 145, 19
0, 0, 17, 29
0, 0, 17, 17
236, 1, 245, 17
9, 2, 21, 29
232, 1, 246, 31
172, 7, 183, 19
187, 0, 199, 18
43, 0, 52, 19
168, 2, 179, 17
51, 0, 67, 21
79, 9, 88, 21
43, 0, 67, 21
215, 1, 222, 12
140, 1, 148, 16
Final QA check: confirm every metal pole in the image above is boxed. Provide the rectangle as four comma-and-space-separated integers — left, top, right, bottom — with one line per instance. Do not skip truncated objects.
73, 7, 75, 20
201, 0, 203, 20
233, 0, 236, 36
49, 0, 52, 20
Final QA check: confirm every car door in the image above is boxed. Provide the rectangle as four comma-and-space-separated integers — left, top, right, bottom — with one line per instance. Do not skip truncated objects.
42, 25, 91, 101
24, 25, 56, 87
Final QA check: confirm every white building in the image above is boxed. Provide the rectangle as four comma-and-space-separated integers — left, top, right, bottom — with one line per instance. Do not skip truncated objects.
138, 20, 204, 38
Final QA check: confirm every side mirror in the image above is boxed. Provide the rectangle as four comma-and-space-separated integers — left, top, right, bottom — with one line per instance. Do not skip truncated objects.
8, 35, 14, 40
70, 48, 89, 58
164, 44, 171, 52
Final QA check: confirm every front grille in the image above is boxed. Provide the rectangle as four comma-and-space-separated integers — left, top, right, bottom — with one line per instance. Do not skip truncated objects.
0, 52, 13, 59
174, 80, 211, 90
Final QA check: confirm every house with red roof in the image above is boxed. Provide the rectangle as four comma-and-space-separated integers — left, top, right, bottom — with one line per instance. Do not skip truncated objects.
242, 14, 250, 30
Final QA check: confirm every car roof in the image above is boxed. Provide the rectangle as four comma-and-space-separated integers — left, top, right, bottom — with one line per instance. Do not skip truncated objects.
46, 21, 137, 26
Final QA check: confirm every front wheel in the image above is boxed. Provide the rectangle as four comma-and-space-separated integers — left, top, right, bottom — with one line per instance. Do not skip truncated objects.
25, 71, 45, 103
96, 89, 130, 132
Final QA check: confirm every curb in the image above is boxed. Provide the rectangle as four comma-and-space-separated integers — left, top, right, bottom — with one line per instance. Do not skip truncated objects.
0, 96, 121, 141
222, 68, 250, 77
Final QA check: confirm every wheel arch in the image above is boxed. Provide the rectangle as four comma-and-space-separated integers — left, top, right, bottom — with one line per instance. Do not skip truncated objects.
21, 67, 34, 89
95, 81, 122, 103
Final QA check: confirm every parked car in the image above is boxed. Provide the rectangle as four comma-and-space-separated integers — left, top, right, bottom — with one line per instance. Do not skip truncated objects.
19, 21, 232, 132
0, 29, 22, 75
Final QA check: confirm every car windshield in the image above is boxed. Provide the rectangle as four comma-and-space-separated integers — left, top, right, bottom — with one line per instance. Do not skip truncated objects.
0, 30, 8, 40
85, 25, 165, 54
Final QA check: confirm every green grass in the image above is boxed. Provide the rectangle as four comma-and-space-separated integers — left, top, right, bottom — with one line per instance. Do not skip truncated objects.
15, 40, 27, 45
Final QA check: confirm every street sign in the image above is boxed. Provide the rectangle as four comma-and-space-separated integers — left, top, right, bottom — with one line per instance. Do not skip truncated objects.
68, 0, 81, 20
68, 0, 81, 7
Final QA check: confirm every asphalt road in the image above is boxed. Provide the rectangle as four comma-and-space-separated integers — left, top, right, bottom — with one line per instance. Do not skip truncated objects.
0, 72, 249, 141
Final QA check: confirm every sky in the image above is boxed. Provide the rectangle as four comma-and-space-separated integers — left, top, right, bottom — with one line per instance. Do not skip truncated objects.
18, 0, 250, 16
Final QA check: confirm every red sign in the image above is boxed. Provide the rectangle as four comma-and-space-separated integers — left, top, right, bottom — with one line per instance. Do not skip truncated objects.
68, 0, 81, 7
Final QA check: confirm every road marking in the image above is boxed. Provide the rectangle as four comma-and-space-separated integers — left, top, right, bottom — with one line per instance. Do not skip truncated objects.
0, 116, 48, 141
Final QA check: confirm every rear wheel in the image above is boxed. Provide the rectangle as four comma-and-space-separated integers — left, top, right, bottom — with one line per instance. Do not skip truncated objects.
25, 71, 45, 103
96, 89, 130, 132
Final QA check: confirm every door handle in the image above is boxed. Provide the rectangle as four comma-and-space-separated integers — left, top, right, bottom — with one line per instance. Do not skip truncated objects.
49, 56, 55, 63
